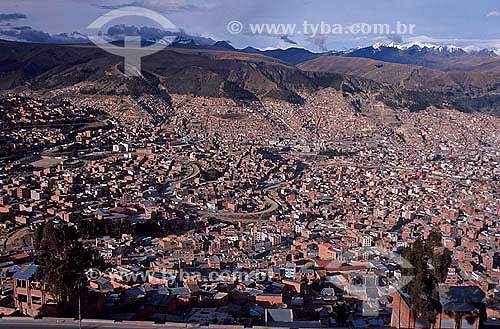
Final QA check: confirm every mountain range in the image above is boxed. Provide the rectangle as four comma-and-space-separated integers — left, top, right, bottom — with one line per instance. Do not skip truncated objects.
152, 36, 500, 70
330, 42, 500, 71
1, 37, 500, 116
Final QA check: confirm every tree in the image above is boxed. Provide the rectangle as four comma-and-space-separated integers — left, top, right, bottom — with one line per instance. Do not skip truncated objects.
149, 210, 158, 223
33, 223, 103, 313
404, 270, 441, 326
426, 230, 443, 251
432, 249, 453, 283
402, 233, 448, 326
333, 302, 348, 325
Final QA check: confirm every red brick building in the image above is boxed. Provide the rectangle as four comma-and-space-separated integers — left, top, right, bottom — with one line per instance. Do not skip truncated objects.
391, 286, 485, 329
13, 264, 104, 317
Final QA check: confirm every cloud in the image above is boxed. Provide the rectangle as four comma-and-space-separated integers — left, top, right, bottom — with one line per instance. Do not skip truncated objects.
406, 35, 497, 46
0, 22, 217, 45
308, 34, 327, 52
386, 34, 403, 44
487, 10, 500, 17
12, 26, 32, 31
0, 26, 89, 44
258, 38, 298, 51
103, 24, 216, 45
463, 45, 481, 53
0, 13, 27, 22
279, 35, 297, 45
97, 0, 216, 13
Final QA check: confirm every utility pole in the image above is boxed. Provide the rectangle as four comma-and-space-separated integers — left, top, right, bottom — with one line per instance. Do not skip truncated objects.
77, 277, 82, 329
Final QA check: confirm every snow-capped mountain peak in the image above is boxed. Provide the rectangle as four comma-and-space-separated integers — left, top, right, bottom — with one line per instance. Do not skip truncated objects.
364, 41, 500, 57
371, 41, 465, 53
153, 36, 178, 46
372, 41, 398, 49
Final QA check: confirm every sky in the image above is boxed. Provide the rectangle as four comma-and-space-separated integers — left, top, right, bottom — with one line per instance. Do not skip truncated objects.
1, 0, 500, 52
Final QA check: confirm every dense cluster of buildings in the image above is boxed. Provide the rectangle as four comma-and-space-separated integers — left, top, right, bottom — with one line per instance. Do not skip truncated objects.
0, 92, 499, 328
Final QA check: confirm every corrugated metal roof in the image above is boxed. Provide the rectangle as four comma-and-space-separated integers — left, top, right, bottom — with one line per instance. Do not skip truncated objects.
12, 264, 38, 280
